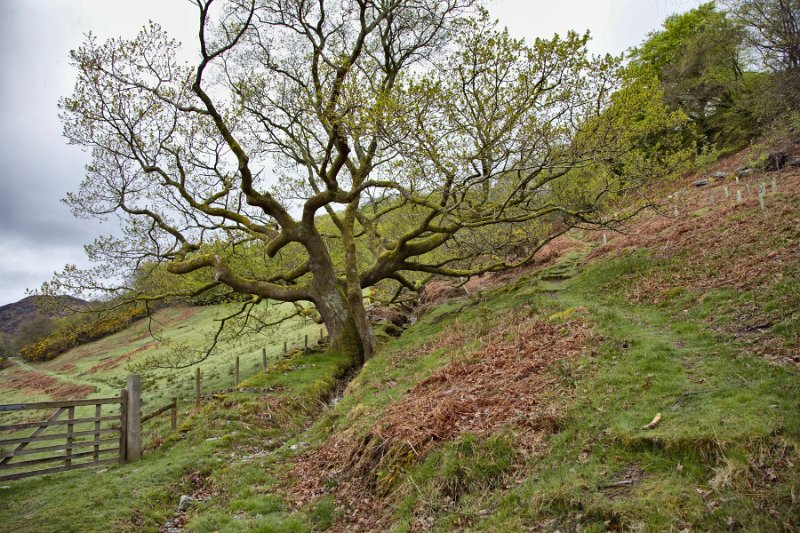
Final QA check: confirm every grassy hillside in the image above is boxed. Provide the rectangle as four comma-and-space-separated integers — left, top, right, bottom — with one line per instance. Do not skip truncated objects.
0, 303, 324, 431
0, 149, 798, 531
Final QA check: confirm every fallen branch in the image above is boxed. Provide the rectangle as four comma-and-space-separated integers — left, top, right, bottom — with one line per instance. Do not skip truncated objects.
642, 412, 662, 430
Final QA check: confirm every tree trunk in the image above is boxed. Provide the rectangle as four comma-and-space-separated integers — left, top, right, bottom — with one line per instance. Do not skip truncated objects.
305, 230, 372, 367
313, 284, 371, 368
342, 203, 375, 362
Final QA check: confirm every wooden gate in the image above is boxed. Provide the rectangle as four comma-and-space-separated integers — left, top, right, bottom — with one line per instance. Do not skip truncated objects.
0, 396, 125, 482
0, 375, 185, 482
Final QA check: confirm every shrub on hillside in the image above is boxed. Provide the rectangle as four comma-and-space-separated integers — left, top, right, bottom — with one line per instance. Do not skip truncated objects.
0, 333, 14, 358
13, 314, 55, 351
19, 303, 151, 361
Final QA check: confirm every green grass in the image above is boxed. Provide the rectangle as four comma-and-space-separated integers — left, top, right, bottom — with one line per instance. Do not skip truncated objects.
1, 221, 799, 530
394, 433, 518, 531
571, 247, 800, 355
0, 427, 220, 531
465, 253, 800, 531
284, 246, 800, 531
0, 303, 324, 420
0, 346, 352, 532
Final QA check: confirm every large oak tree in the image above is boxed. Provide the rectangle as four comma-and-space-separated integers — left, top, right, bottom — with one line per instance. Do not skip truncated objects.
53, 0, 687, 365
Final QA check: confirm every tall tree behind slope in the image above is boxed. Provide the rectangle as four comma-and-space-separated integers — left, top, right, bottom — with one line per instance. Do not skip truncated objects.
630, 2, 749, 146
725, 0, 800, 113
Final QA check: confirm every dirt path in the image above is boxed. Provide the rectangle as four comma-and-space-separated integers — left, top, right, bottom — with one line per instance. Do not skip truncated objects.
8, 356, 35, 372
7, 356, 114, 393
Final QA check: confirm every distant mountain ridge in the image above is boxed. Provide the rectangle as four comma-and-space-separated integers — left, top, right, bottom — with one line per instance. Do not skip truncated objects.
0, 295, 87, 337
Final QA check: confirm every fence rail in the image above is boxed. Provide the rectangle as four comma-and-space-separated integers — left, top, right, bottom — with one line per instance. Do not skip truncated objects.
0, 397, 121, 411
141, 397, 178, 430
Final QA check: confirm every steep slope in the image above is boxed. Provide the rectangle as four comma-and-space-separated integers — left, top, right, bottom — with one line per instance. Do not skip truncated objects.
277, 149, 800, 530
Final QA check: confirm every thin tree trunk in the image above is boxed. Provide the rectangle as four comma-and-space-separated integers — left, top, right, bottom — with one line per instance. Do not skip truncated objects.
342, 202, 375, 361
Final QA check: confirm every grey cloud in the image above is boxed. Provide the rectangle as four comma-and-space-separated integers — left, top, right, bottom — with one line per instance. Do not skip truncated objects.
0, 235, 90, 305
0, 1, 98, 306
0, 142, 102, 248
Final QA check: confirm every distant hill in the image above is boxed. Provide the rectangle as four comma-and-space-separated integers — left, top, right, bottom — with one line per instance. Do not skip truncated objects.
0, 295, 87, 337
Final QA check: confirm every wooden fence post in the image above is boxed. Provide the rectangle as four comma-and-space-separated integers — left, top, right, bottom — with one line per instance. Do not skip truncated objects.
65, 406, 75, 467
284, 340, 287, 354
235, 356, 240, 386
119, 389, 128, 464
94, 404, 101, 463
305, 335, 308, 350
171, 398, 177, 430
125, 375, 141, 462
262, 348, 267, 370
195, 368, 201, 409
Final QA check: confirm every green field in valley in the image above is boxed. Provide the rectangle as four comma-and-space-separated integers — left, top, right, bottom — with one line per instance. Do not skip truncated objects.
0, 303, 324, 430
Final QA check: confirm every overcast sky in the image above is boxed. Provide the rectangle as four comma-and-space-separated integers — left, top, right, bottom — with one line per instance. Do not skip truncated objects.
0, 0, 703, 306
